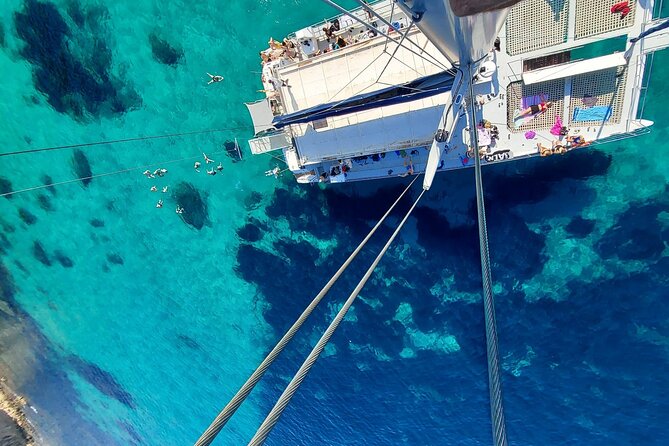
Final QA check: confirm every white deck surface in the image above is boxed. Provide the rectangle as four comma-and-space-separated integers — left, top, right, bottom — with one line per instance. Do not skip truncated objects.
276, 29, 451, 131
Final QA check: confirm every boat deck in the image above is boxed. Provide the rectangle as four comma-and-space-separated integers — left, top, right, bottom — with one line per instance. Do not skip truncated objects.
248, 0, 669, 184
275, 29, 450, 126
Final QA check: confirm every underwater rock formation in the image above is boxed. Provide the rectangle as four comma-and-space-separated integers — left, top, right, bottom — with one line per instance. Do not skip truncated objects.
237, 221, 263, 242
72, 149, 92, 186
41, 174, 56, 196
224, 140, 243, 162
54, 250, 74, 268
106, 253, 124, 265
0, 177, 12, 199
18, 208, 37, 225
172, 182, 208, 230
595, 202, 665, 261
14, 0, 140, 119
89, 218, 105, 228
37, 194, 53, 211
67, 355, 135, 408
244, 191, 263, 211
32, 241, 51, 266
148, 32, 183, 66
565, 216, 595, 238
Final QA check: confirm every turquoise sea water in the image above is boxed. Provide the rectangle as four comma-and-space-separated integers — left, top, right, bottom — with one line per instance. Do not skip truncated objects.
1, 1, 668, 445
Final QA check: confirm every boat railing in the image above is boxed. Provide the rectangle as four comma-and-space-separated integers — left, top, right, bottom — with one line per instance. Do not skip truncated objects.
654, 0, 665, 19
636, 51, 655, 120
287, 0, 391, 42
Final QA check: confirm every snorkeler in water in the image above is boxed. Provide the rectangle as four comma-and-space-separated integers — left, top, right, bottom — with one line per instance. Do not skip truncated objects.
207, 73, 224, 84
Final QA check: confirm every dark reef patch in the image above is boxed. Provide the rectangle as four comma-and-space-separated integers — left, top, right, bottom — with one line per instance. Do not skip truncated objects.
41, 174, 56, 196
72, 149, 92, 186
90, 218, 105, 228
33, 241, 51, 266
237, 222, 263, 242
224, 140, 243, 162
53, 250, 74, 268
117, 420, 143, 446
0, 22, 5, 47
595, 201, 665, 261
244, 191, 263, 211
148, 32, 183, 66
68, 355, 135, 408
37, 194, 53, 211
172, 182, 208, 230
0, 233, 10, 256
0, 177, 13, 199
106, 253, 124, 265
484, 149, 611, 209
18, 208, 37, 225
14, 0, 140, 119
0, 261, 18, 312
176, 334, 200, 350
565, 216, 595, 238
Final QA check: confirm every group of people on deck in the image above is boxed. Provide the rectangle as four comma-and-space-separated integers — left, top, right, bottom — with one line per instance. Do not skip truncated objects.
260, 37, 299, 64
516, 98, 590, 156
537, 135, 589, 156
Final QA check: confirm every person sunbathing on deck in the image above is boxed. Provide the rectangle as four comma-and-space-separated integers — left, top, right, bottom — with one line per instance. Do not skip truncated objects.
567, 135, 589, 148
518, 101, 552, 118
537, 142, 552, 157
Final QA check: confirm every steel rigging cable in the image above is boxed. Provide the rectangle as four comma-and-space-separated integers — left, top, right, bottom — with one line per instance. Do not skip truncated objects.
0, 126, 250, 158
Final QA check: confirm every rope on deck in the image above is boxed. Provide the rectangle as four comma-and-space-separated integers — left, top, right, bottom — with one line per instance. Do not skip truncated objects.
468, 64, 509, 446
194, 176, 419, 446
247, 188, 426, 446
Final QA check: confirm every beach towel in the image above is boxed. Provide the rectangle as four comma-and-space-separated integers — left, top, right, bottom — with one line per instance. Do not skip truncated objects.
477, 127, 492, 146
521, 93, 549, 109
513, 109, 539, 128
572, 105, 612, 122
550, 115, 563, 136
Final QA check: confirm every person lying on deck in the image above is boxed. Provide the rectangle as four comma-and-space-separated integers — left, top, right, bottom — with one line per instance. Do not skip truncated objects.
537, 142, 552, 157
518, 101, 553, 118
567, 135, 589, 148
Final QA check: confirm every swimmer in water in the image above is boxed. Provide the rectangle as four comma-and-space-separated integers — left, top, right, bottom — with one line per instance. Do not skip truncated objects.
217, 162, 223, 171
162, 186, 169, 193
150, 185, 158, 192
176, 206, 184, 214
203, 152, 214, 164
194, 161, 201, 171
206, 168, 217, 176
207, 73, 224, 84
156, 199, 163, 208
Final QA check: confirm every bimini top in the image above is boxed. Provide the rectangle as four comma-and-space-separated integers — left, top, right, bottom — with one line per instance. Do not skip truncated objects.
272, 70, 455, 129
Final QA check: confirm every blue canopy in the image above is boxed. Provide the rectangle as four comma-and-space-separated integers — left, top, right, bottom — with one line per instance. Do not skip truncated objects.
272, 71, 455, 129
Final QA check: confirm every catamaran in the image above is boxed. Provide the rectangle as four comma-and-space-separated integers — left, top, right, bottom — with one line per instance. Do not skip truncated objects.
194, 2, 669, 445
245, 0, 669, 188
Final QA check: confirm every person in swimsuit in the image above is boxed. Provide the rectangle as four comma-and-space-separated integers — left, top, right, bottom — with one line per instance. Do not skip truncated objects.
518, 101, 553, 118
207, 73, 224, 85
567, 135, 589, 147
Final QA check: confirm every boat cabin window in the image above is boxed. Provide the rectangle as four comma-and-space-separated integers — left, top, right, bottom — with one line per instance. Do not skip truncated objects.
523, 51, 571, 72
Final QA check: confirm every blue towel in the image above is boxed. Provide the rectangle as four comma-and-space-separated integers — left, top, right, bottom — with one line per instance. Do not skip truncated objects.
572, 105, 612, 122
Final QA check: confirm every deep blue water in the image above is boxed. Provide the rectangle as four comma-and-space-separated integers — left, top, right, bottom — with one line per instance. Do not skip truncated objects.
0, 1, 668, 445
